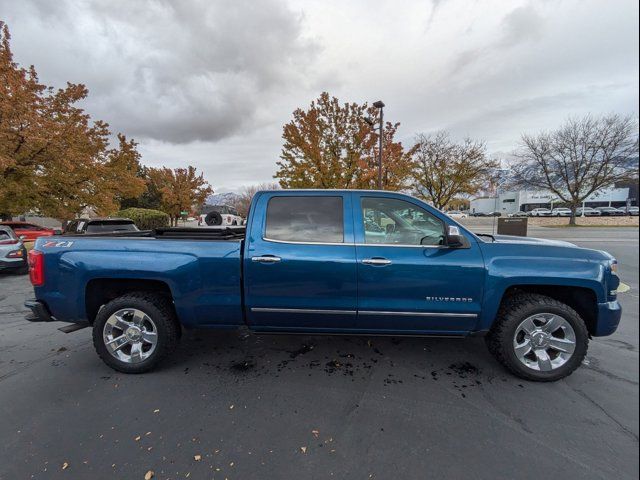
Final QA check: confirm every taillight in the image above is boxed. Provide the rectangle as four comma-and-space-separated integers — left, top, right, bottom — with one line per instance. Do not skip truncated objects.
6, 249, 24, 258
28, 250, 44, 286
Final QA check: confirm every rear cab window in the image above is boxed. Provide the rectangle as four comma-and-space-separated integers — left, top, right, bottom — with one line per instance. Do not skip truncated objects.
85, 221, 138, 234
265, 196, 344, 243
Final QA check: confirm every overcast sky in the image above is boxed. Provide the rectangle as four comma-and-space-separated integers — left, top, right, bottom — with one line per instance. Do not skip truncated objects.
1, 0, 638, 192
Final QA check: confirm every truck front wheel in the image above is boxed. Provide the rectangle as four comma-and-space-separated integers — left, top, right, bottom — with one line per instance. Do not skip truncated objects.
92, 292, 180, 374
486, 293, 589, 381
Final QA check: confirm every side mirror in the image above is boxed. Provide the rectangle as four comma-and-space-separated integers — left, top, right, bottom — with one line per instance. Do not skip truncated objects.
446, 225, 464, 248
19, 235, 26, 240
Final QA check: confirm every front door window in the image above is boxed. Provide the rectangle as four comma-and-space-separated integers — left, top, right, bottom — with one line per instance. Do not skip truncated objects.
361, 197, 445, 246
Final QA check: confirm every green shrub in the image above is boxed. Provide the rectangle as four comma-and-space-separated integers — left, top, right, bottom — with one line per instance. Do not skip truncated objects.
116, 208, 170, 230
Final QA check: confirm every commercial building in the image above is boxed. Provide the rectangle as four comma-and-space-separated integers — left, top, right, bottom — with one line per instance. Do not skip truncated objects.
470, 187, 633, 215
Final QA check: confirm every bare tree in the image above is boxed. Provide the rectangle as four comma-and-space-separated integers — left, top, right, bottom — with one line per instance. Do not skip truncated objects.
233, 182, 280, 218
412, 132, 498, 210
512, 115, 639, 224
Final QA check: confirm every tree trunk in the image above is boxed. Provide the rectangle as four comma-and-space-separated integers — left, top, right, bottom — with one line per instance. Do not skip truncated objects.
569, 205, 577, 226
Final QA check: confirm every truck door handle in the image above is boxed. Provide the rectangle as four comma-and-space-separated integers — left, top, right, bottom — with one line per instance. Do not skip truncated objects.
252, 255, 281, 263
362, 258, 392, 266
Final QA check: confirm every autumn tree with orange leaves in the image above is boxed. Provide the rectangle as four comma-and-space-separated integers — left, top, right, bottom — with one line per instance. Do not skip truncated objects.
275, 92, 415, 190
147, 166, 212, 226
0, 22, 144, 219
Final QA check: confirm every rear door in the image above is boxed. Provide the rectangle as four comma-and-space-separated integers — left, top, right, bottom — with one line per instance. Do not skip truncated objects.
354, 193, 485, 334
244, 192, 357, 331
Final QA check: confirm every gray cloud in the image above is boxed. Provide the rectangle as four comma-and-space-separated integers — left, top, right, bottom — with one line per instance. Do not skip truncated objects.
1, 0, 316, 143
497, 4, 544, 48
1, 0, 637, 191
449, 3, 545, 76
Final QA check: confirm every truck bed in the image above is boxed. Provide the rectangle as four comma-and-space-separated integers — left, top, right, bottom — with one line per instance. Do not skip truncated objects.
62, 226, 246, 241
35, 231, 245, 328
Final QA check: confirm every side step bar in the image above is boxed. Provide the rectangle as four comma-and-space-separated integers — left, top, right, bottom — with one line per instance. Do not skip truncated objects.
58, 322, 90, 333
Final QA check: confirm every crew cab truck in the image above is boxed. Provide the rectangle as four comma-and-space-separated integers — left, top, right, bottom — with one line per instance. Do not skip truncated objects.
25, 190, 622, 381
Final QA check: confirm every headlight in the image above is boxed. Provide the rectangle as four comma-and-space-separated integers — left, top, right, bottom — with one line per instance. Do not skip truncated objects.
610, 260, 618, 275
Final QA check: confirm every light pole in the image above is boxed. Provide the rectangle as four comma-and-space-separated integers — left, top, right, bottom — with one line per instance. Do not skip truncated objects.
372, 101, 385, 189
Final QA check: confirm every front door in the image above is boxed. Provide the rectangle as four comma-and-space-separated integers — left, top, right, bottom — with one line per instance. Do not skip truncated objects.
354, 194, 485, 334
244, 192, 357, 331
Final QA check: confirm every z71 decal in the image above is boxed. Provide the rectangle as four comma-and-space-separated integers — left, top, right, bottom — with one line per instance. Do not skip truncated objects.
42, 240, 74, 248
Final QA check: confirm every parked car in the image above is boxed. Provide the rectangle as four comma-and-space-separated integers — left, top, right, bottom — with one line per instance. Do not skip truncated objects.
64, 218, 139, 235
595, 206, 624, 217
470, 212, 487, 217
614, 207, 639, 216
201, 205, 243, 226
487, 211, 502, 217
0, 226, 28, 274
575, 207, 601, 217
446, 210, 468, 219
528, 208, 552, 217
508, 211, 528, 218
25, 189, 622, 382
0, 221, 57, 242
551, 208, 572, 217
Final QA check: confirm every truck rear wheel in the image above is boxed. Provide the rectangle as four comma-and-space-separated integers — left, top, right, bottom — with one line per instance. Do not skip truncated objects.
92, 292, 180, 373
486, 293, 588, 382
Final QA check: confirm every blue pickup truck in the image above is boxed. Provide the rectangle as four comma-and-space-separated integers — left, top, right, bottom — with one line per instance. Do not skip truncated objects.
25, 190, 622, 381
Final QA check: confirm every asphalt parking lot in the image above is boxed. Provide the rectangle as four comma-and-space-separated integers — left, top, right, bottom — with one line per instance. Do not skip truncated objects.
0, 226, 638, 480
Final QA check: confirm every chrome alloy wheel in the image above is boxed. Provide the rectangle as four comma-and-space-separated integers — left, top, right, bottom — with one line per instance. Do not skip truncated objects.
103, 308, 158, 364
513, 313, 576, 372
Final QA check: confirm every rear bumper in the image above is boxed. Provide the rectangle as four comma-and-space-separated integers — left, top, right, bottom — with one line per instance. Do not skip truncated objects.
594, 300, 622, 336
24, 299, 56, 322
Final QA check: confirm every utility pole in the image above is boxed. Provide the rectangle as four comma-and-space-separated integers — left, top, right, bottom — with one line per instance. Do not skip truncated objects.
373, 101, 385, 189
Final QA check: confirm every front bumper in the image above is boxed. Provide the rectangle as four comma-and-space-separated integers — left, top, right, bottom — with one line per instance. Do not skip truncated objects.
24, 299, 56, 322
0, 257, 27, 271
594, 300, 622, 336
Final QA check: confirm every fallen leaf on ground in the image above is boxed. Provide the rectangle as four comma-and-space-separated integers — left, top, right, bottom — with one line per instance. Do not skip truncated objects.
144, 470, 154, 480
300, 447, 307, 454
135, 436, 141, 441
61, 462, 69, 470
311, 430, 319, 437
153, 409, 160, 413
194, 455, 201, 461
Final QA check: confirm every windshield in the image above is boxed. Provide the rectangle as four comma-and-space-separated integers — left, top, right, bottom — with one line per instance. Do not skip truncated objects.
0, 228, 17, 242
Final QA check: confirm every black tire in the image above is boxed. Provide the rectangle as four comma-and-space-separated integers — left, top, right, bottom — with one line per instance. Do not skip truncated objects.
92, 292, 180, 374
205, 211, 222, 226
485, 293, 589, 382
14, 265, 29, 275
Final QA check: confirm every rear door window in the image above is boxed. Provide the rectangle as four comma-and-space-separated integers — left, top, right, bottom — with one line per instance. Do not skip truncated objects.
265, 196, 344, 243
